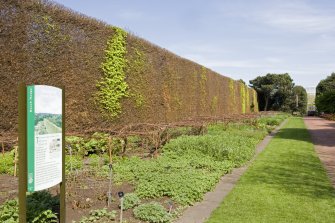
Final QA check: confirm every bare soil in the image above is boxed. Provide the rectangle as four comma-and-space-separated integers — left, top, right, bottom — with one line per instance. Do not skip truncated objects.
0, 168, 177, 222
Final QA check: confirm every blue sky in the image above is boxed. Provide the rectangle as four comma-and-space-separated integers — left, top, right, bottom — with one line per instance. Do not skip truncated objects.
53, 0, 335, 89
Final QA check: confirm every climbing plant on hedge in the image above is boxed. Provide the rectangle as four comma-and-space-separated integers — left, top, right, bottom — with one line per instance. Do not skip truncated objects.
229, 79, 236, 113
240, 83, 246, 113
96, 27, 128, 118
251, 90, 258, 112
200, 66, 208, 112
246, 86, 250, 112
127, 47, 148, 108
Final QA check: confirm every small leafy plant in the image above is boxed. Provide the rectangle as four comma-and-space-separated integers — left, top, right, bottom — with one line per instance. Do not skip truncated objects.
0, 191, 59, 223
0, 150, 15, 175
0, 199, 19, 223
133, 202, 171, 223
26, 190, 59, 222
122, 193, 141, 210
31, 210, 58, 223
74, 208, 116, 223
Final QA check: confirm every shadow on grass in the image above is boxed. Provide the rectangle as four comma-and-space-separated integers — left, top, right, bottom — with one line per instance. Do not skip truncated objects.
276, 127, 335, 147
246, 155, 335, 200
244, 123, 335, 200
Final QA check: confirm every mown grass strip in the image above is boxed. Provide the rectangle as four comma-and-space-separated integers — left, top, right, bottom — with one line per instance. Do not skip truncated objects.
207, 117, 335, 223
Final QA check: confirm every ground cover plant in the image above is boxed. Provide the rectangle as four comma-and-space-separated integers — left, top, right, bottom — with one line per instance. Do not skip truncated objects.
206, 118, 335, 223
0, 191, 59, 223
109, 114, 287, 208
133, 202, 171, 223
0, 114, 287, 222
73, 208, 116, 223
0, 150, 15, 175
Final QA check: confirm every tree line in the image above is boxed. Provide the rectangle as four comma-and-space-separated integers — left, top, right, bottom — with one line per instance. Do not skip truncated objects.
249, 73, 307, 114
315, 73, 335, 114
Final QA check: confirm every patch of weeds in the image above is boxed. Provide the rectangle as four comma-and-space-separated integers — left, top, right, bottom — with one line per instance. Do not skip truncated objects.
133, 202, 171, 223
123, 193, 141, 210
73, 208, 116, 223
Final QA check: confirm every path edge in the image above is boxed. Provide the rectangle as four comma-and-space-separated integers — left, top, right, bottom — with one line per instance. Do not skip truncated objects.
174, 118, 288, 223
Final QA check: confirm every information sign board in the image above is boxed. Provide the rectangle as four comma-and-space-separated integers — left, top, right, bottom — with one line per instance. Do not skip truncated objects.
26, 85, 62, 192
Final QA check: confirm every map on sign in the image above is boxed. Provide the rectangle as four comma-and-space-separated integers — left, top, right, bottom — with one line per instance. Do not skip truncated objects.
27, 85, 62, 192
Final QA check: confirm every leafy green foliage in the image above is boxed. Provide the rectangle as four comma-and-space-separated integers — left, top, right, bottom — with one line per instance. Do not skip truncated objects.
96, 27, 128, 118
111, 116, 284, 205
316, 74, 335, 114
316, 90, 335, 114
65, 154, 83, 174
250, 73, 294, 111
0, 199, 18, 223
26, 191, 59, 222
66, 133, 109, 156
74, 208, 116, 223
84, 132, 109, 155
127, 47, 148, 108
31, 210, 58, 223
123, 193, 141, 210
66, 136, 86, 156
0, 150, 15, 175
243, 114, 288, 134
240, 83, 246, 113
257, 114, 288, 130
316, 73, 335, 96
133, 202, 171, 223
288, 86, 308, 115
0, 191, 59, 223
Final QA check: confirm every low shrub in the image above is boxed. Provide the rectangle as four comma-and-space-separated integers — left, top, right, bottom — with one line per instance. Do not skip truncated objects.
111, 116, 285, 205
84, 132, 109, 155
133, 202, 171, 223
0, 199, 18, 223
26, 191, 59, 222
66, 132, 109, 156
65, 154, 83, 175
0, 150, 15, 175
74, 208, 116, 223
123, 193, 141, 210
65, 136, 85, 156
0, 191, 59, 223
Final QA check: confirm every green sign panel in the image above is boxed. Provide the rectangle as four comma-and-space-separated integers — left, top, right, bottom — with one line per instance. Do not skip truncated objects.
26, 85, 63, 192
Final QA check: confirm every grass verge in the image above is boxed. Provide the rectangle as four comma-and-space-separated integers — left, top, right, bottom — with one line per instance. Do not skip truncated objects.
207, 117, 335, 223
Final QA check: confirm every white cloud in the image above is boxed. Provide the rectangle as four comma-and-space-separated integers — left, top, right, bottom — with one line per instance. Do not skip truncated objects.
261, 11, 335, 33
218, 1, 335, 33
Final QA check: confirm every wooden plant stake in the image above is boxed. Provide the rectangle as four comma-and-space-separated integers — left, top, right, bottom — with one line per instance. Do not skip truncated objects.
2, 141, 4, 157
108, 136, 113, 164
14, 146, 18, 177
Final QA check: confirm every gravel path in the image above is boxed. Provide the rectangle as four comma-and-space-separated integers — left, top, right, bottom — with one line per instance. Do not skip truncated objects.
304, 117, 335, 187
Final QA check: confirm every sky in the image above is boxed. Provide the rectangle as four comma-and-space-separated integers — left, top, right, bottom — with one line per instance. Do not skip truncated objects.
53, 0, 335, 89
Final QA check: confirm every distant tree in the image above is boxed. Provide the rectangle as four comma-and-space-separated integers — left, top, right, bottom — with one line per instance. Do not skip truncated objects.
289, 86, 308, 115
316, 73, 335, 96
316, 73, 335, 114
315, 91, 335, 113
249, 73, 294, 111
238, 79, 246, 85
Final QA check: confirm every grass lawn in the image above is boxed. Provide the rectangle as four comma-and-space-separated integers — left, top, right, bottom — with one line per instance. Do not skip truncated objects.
207, 117, 335, 223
